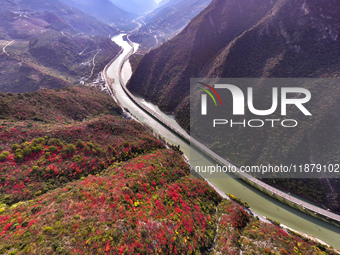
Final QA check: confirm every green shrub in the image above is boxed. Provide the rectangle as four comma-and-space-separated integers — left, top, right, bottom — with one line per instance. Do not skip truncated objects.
48, 138, 64, 147
15, 149, 23, 162
0, 151, 9, 161
21, 221, 29, 227
45, 146, 58, 153
61, 144, 76, 157
20, 142, 30, 149
31, 206, 42, 214
23, 147, 32, 158
11, 143, 19, 152
42, 226, 53, 233
73, 155, 82, 163
31, 144, 43, 153
76, 140, 84, 149
32, 137, 46, 146
227, 193, 250, 208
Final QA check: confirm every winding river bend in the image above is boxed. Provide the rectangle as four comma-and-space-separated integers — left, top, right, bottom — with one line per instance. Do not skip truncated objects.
106, 34, 340, 249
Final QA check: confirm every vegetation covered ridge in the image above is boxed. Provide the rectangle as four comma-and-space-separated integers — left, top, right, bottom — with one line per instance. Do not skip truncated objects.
0, 86, 337, 254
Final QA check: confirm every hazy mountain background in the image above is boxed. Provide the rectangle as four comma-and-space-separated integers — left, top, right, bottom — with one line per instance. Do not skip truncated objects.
59, 0, 136, 26
9, 0, 117, 36
130, 0, 212, 51
127, 0, 340, 212
110, 0, 157, 14
157, 0, 171, 7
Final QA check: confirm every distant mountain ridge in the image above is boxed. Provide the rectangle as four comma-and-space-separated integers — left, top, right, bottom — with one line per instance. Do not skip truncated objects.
110, 0, 157, 14
130, 0, 212, 50
157, 0, 171, 7
11, 0, 117, 36
59, 0, 136, 25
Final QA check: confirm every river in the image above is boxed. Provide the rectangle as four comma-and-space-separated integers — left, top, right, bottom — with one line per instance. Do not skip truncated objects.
107, 33, 340, 249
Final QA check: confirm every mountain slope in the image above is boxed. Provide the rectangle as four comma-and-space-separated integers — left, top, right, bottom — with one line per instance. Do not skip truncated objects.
12, 0, 117, 36
0, 0, 121, 93
129, 0, 340, 118
128, 0, 279, 111
127, 0, 340, 212
0, 86, 121, 122
0, 87, 337, 254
